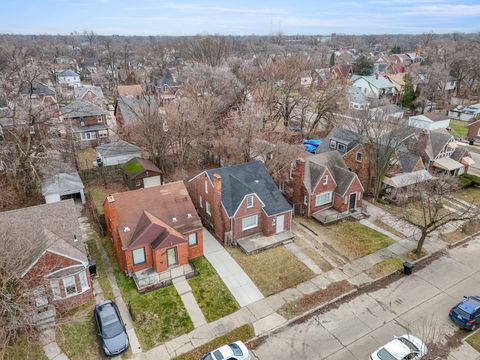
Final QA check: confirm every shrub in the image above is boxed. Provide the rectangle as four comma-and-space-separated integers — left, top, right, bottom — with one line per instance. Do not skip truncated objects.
460, 174, 480, 187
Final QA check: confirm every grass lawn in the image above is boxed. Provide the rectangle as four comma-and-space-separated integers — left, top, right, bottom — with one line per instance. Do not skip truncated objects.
99, 237, 193, 350
226, 246, 315, 297
4, 334, 47, 360
76, 148, 97, 170
86, 240, 114, 300
86, 182, 128, 215
466, 330, 480, 352
365, 257, 404, 279
449, 119, 469, 139
456, 187, 480, 205
188, 257, 240, 322
302, 247, 333, 272
299, 219, 394, 261
172, 324, 254, 360
373, 219, 406, 239
441, 219, 480, 244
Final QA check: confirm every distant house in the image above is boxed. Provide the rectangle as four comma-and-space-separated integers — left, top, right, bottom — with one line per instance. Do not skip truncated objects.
96, 140, 142, 166
74, 85, 106, 109
117, 85, 143, 98
103, 182, 203, 291
330, 64, 353, 79
188, 161, 293, 247
114, 96, 157, 132
369, 104, 404, 121
154, 70, 182, 104
391, 54, 412, 65
61, 100, 109, 147
57, 70, 81, 87
347, 86, 369, 110
351, 75, 397, 99
122, 157, 163, 189
408, 112, 450, 131
42, 172, 86, 204
0, 200, 92, 314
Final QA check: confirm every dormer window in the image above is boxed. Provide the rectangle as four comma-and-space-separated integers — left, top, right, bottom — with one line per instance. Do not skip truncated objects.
337, 143, 346, 153
329, 139, 336, 149
246, 195, 254, 208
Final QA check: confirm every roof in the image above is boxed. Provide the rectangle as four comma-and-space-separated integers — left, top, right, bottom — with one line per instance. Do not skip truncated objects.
316, 127, 364, 154
396, 146, 422, 173
115, 96, 156, 125
96, 140, 141, 158
58, 69, 79, 77
347, 86, 368, 105
451, 146, 469, 162
205, 161, 292, 217
117, 85, 143, 97
422, 112, 449, 122
122, 157, 162, 179
21, 82, 56, 97
107, 181, 202, 248
383, 169, 433, 188
352, 75, 395, 90
433, 157, 464, 171
61, 100, 104, 118
74, 85, 104, 100
430, 131, 455, 159
42, 172, 84, 196
0, 200, 86, 276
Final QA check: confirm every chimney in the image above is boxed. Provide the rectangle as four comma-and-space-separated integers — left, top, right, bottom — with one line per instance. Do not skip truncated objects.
212, 173, 224, 242
213, 173, 222, 195
375, 73, 379, 80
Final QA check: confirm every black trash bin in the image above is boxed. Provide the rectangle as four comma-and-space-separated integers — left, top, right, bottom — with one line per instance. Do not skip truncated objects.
469, 138, 475, 146
88, 260, 97, 277
403, 261, 413, 275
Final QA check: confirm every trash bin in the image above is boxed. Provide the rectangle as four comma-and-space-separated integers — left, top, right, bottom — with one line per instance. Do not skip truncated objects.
403, 261, 413, 275
88, 260, 97, 277
469, 138, 475, 146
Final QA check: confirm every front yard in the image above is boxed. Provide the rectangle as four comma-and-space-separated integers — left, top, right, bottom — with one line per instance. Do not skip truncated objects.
226, 246, 315, 297
4, 334, 47, 360
188, 257, 240, 322
466, 330, 480, 352
449, 119, 469, 139
456, 186, 480, 205
365, 257, 404, 279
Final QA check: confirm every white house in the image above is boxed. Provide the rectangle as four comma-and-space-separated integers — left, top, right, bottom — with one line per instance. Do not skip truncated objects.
57, 70, 81, 86
351, 75, 397, 99
408, 112, 450, 131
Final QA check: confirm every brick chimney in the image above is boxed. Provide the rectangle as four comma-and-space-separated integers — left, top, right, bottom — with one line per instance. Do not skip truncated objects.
212, 173, 225, 243
293, 158, 306, 206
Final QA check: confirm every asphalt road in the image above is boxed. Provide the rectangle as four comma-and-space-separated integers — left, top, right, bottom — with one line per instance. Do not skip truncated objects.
251, 237, 480, 360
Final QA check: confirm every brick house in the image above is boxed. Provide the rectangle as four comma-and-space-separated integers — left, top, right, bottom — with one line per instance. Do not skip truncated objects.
277, 151, 364, 220
103, 181, 203, 290
467, 120, 480, 142
0, 200, 92, 313
188, 161, 293, 245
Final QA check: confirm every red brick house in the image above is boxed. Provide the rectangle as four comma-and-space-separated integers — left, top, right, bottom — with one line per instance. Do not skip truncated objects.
277, 151, 364, 221
188, 161, 293, 245
0, 200, 93, 314
467, 120, 480, 142
103, 181, 203, 290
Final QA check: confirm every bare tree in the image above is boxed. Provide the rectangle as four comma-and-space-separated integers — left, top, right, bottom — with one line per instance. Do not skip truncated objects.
182, 35, 236, 67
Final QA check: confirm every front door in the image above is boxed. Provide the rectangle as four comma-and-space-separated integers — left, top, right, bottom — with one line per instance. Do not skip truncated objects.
349, 193, 357, 211
276, 215, 284, 234
166, 247, 178, 267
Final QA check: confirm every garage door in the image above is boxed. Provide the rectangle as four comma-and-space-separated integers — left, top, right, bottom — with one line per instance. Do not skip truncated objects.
143, 175, 161, 189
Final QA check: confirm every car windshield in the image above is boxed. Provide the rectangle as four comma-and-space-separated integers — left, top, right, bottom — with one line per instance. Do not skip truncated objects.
102, 321, 123, 338
229, 343, 243, 356
377, 348, 397, 360
398, 338, 419, 353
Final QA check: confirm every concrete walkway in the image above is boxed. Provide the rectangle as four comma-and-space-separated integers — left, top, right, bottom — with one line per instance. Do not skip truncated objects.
39, 327, 69, 360
284, 242, 323, 274
173, 277, 207, 328
202, 228, 264, 307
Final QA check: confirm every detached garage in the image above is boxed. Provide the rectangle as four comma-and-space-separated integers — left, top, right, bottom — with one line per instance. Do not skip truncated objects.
96, 140, 141, 167
122, 157, 163, 189
42, 172, 86, 204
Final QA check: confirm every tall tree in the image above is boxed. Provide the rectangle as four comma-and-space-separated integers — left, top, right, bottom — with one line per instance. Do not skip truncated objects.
352, 55, 374, 76
400, 74, 419, 110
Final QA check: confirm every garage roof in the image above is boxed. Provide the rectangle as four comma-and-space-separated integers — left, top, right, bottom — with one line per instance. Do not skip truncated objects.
42, 172, 84, 197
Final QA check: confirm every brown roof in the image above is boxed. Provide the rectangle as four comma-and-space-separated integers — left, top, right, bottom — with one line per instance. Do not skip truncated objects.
423, 112, 449, 122
117, 85, 143, 97
108, 181, 202, 249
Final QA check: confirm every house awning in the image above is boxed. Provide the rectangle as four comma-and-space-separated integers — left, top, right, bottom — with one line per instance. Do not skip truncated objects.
383, 169, 433, 188
462, 156, 475, 166
433, 157, 464, 171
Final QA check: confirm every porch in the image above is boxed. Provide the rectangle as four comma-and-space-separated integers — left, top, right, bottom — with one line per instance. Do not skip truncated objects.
133, 263, 196, 292
236, 231, 295, 255
312, 205, 368, 224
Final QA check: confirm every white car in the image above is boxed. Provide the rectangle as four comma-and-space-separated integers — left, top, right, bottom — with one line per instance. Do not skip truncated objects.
201, 341, 251, 360
370, 335, 428, 360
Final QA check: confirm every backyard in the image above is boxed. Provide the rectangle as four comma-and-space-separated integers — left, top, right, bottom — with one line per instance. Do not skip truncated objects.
226, 245, 315, 296
449, 119, 469, 139
85, 180, 128, 215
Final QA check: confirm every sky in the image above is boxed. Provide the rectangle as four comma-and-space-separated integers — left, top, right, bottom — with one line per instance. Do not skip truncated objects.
0, 0, 479, 36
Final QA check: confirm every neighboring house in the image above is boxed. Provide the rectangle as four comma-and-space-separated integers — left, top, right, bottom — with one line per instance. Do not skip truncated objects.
369, 104, 404, 121
188, 161, 293, 246
385, 73, 407, 93
467, 118, 480, 141
122, 157, 163, 189
20, 82, 59, 118
74, 85, 106, 109
391, 54, 412, 65
0, 200, 92, 313
277, 151, 364, 223
114, 96, 157, 132
96, 140, 142, 166
351, 75, 397, 99
42, 172, 86, 204
117, 84, 143, 98
373, 63, 396, 75
347, 86, 369, 110
330, 64, 353, 79
408, 112, 450, 131
154, 70, 182, 104
103, 182, 203, 291
444, 76, 458, 95
449, 104, 480, 122
57, 70, 81, 87
61, 100, 109, 147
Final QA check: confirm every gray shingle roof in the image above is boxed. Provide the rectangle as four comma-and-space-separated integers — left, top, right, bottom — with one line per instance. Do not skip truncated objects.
96, 140, 141, 157
74, 85, 104, 100
116, 96, 155, 125
58, 69, 79, 77
396, 146, 422, 173
316, 127, 364, 154
206, 161, 292, 217
61, 100, 104, 118
41, 172, 84, 197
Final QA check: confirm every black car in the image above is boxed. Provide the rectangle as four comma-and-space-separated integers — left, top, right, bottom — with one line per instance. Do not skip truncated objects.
94, 300, 129, 356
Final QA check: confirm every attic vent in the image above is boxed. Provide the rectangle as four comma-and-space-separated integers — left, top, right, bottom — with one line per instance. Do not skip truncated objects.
254, 180, 259, 183
123, 226, 130, 232
73, 235, 78, 242
187, 213, 192, 218
172, 217, 177, 222
107, 195, 115, 203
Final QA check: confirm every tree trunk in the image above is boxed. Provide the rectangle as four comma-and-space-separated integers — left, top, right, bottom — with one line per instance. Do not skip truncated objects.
415, 229, 428, 254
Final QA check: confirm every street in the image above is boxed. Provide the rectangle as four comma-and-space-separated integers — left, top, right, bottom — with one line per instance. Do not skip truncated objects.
251, 237, 480, 360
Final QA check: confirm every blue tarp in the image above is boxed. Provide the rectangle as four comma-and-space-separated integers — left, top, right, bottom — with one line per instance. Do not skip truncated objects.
303, 139, 322, 153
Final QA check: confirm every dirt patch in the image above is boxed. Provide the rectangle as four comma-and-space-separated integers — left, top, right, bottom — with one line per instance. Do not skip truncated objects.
365, 257, 403, 279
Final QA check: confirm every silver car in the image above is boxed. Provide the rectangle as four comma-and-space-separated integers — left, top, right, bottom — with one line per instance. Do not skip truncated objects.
370, 335, 427, 360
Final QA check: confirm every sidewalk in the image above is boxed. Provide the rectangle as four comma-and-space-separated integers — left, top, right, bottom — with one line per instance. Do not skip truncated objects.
173, 278, 207, 328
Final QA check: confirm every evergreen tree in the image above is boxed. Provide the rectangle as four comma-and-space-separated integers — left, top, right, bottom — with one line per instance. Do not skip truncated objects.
329, 52, 335, 67
352, 55, 374, 76
400, 74, 418, 110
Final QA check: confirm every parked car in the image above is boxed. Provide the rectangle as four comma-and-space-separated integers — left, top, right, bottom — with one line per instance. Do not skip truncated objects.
370, 335, 427, 360
449, 296, 480, 331
201, 341, 250, 360
94, 300, 129, 356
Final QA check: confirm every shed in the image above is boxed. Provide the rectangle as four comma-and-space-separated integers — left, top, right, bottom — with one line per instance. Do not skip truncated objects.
122, 157, 163, 189
42, 172, 85, 204
96, 140, 141, 166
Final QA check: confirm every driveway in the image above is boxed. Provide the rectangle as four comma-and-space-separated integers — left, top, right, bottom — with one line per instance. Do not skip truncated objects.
252, 236, 480, 360
202, 228, 264, 307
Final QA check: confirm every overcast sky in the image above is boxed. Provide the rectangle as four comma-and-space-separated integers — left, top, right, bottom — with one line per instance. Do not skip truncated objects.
1, 0, 479, 35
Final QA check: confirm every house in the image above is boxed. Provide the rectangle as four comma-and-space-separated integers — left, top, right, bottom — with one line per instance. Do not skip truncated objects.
373, 63, 396, 75
42, 172, 86, 204
444, 76, 458, 95
369, 104, 404, 121
391, 54, 412, 65
74, 85, 106, 109
347, 86, 369, 110
154, 70, 182, 104
385, 73, 408, 93
467, 117, 480, 142
449, 104, 480, 123
122, 157, 163, 189
114, 96, 157, 132
351, 75, 397, 99
188, 161, 293, 248
96, 139, 142, 166
277, 151, 364, 223
61, 100, 109, 147
57, 70, 81, 87
117, 84, 143, 98
408, 112, 450, 131
330, 64, 353, 79
103, 182, 203, 290
0, 200, 92, 314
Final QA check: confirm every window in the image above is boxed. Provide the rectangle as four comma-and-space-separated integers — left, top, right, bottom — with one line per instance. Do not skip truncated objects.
132, 248, 146, 265
315, 192, 333, 206
81, 132, 97, 141
329, 139, 337, 149
29, 126, 35, 135
63, 276, 77, 296
206, 201, 211, 215
246, 195, 254, 208
323, 176, 328, 185
188, 233, 198, 246
279, 181, 285, 193
79, 270, 89, 292
337, 143, 346, 153
205, 179, 208, 194
50, 280, 61, 299
304, 195, 308, 205
356, 152, 362, 162
199, 195, 203, 208
242, 215, 258, 231
289, 162, 295, 179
